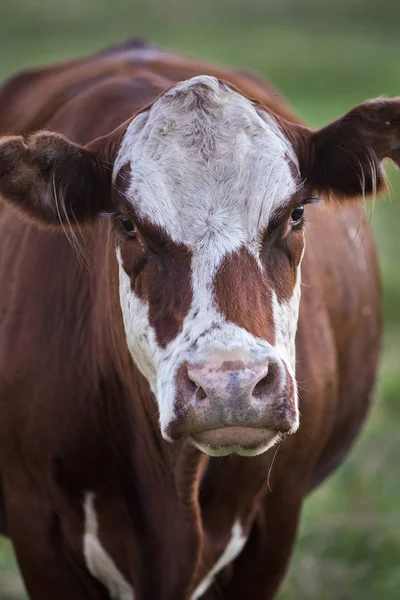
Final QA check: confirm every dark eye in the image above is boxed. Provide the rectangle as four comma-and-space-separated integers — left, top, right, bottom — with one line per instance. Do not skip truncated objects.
290, 205, 304, 224
120, 217, 137, 236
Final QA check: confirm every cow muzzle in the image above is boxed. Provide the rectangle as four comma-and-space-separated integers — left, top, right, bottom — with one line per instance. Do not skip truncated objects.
169, 348, 298, 456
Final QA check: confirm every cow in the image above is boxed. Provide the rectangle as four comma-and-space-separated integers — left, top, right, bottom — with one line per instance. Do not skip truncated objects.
0, 38, 397, 599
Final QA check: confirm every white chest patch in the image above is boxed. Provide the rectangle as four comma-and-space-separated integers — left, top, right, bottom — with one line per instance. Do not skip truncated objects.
83, 492, 135, 600
192, 521, 247, 599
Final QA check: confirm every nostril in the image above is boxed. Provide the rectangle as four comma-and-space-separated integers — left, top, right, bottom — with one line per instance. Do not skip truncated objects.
176, 365, 208, 404
186, 374, 207, 402
253, 365, 276, 400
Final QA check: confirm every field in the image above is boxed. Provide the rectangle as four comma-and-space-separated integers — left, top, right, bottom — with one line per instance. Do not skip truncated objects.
0, 1, 399, 598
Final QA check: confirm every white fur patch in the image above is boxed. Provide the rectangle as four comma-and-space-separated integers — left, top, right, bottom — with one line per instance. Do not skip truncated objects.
83, 492, 134, 600
270, 252, 304, 434
117, 247, 158, 394
114, 76, 297, 251
192, 521, 247, 599
271, 265, 302, 370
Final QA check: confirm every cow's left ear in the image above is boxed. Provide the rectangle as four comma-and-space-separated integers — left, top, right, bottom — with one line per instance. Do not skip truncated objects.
287, 98, 400, 201
0, 130, 115, 227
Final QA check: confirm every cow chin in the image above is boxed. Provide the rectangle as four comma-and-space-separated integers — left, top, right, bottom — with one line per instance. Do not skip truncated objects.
189, 427, 282, 457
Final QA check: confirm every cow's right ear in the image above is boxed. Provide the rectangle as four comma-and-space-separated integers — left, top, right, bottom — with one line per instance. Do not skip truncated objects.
0, 131, 114, 227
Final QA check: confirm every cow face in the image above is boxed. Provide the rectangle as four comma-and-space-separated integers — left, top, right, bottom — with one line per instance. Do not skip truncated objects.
1, 77, 399, 456
113, 77, 305, 456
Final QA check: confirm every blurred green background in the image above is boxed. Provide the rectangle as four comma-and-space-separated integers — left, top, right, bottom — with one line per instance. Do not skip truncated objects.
0, 0, 399, 598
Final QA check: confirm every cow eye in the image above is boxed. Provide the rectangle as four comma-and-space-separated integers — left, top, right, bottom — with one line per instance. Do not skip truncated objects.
120, 217, 137, 236
290, 205, 304, 224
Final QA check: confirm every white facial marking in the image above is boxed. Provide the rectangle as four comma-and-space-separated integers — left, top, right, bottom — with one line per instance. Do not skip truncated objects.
114, 76, 302, 441
272, 261, 302, 369
192, 521, 247, 599
117, 247, 158, 394
114, 76, 297, 249
83, 492, 135, 600
270, 259, 303, 434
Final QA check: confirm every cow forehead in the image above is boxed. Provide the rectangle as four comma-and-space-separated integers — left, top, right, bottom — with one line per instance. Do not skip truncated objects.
114, 76, 299, 250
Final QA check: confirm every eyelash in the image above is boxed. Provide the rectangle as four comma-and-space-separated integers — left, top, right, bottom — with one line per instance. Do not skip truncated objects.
120, 217, 137, 236
291, 198, 320, 224
109, 212, 138, 240
290, 205, 304, 223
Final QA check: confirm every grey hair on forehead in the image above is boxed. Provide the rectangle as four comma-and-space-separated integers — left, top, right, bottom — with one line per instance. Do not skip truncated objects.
162, 75, 228, 105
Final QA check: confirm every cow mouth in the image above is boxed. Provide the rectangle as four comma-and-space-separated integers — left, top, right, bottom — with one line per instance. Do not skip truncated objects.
189, 426, 280, 457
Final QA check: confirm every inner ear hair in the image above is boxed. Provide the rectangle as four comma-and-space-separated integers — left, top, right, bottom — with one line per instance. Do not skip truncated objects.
282, 98, 400, 203
0, 131, 113, 227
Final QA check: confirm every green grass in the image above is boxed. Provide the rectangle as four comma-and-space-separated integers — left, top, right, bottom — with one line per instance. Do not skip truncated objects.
0, 1, 400, 598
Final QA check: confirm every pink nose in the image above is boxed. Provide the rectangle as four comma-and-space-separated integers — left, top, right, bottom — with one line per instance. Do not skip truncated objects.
187, 358, 273, 407
171, 350, 298, 442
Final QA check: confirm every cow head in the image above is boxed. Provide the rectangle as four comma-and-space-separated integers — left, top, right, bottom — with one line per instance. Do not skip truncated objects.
1, 77, 399, 456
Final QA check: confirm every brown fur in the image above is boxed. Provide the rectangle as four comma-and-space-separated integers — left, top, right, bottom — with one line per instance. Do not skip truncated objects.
215, 247, 276, 343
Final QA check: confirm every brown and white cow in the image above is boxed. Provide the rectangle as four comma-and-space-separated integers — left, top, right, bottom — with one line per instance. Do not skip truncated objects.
0, 39, 396, 599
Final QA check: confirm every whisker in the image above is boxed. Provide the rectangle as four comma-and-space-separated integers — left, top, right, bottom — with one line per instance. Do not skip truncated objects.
267, 441, 282, 492
52, 174, 93, 273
